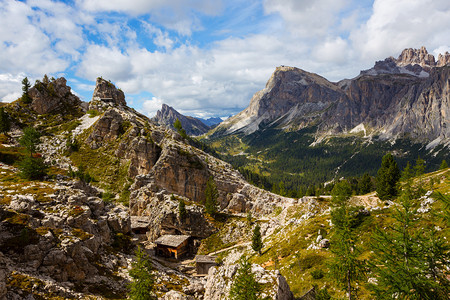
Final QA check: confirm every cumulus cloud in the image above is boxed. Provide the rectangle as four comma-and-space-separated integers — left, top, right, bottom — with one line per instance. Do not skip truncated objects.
350, 0, 450, 61
78, 0, 223, 35
0, 73, 23, 103
263, 0, 349, 37
142, 96, 164, 117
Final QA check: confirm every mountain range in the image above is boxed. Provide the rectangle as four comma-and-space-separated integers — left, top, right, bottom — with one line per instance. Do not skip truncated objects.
212, 46, 449, 146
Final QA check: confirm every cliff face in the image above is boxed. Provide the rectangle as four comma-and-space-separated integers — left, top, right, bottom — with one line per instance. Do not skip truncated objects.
28, 77, 83, 115
213, 47, 449, 144
152, 104, 210, 136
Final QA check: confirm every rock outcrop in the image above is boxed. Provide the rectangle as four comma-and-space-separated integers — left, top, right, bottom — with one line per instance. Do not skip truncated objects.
89, 77, 126, 112
0, 163, 131, 298
212, 47, 450, 143
204, 250, 294, 300
152, 104, 210, 136
29, 77, 83, 115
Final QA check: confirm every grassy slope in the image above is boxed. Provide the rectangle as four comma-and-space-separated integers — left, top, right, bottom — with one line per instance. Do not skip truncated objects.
199, 168, 450, 299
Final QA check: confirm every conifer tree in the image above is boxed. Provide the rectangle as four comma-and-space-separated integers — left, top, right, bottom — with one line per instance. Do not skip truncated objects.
178, 198, 186, 220
357, 173, 372, 194
128, 246, 156, 300
0, 107, 10, 134
414, 156, 425, 177
21, 77, 32, 103
19, 127, 41, 156
368, 185, 449, 299
329, 181, 366, 300
251, 223, 263, 255
18, 127, 46, 180
401, 161, 414, 181
229, 256, 261, 300
376, 153, 400, 200
205, 176, 218, 215
440, 159, 448, 170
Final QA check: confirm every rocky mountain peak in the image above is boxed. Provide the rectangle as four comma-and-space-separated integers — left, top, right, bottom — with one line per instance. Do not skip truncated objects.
396, 46, 436, 68
28, 76, 83, 115
437, 51, 450, 67
89, 78, 126, 111
152, 104, 210, 136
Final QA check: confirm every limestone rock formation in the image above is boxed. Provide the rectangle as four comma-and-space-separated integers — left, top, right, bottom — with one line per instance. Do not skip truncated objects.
212, 47, 450, 144
216, 66, 344, 135
152, 104, 210, 136
204, 250, 294, 300
28, 77, 83, 115
0, 165, 131, 298
89, 77, 126, 111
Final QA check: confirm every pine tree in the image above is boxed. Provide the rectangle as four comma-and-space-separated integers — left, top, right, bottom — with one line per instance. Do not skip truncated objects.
0, 107, 10, 134
368, 185, 449, 299
205, 176, 218, 215
18, 156, 47, 180
128, 246, 156, 300
401, 161, 414, 181
21, 77, 32, 104
440, 159, 448, 170
376, 153, 400, 200
19, 127, 41, 156
357, 173, 372, 195
18, 127, 46, 179
173, 118, 187, 139
329, 181, 366, 300
178, 198, 186, 220
229, 256, 261, 300
414, 156, 425, 177
251, 223, 263, 255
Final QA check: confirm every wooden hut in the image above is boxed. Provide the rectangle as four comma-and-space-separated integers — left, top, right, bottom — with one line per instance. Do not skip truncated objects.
154, 235, 190, 259
195, 255, 217, 275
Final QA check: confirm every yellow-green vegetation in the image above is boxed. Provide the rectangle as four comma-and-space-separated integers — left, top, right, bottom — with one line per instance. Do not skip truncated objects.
35, 226, 51, 236
197, 216, 251, 255
155, 273, 189, 297
7, 272, 69, 300
0, 168, 56, 203
69, 142, 131, 201
5, 212, 30, 225
68, 205, 85, 217
72, 228, 93, 241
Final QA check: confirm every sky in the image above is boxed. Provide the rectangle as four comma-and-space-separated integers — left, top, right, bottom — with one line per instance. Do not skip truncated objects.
0, 0, 449, 119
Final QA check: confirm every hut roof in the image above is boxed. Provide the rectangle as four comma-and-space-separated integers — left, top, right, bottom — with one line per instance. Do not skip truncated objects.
155, 235, 190, 248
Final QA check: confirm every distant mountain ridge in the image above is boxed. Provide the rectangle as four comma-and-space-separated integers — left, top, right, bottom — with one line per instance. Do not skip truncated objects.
212, 46, 449, 146
151, 104, 211, 136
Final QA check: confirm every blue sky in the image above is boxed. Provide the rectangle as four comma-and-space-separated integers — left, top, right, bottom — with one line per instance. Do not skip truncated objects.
1, 0, 449, 119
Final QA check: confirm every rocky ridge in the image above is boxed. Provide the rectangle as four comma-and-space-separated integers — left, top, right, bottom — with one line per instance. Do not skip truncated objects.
152, 104, 211, 136
0, 163, 131, 299
0, 76, 299, 298
29, 77, 84, 115
212, 47, 450, 144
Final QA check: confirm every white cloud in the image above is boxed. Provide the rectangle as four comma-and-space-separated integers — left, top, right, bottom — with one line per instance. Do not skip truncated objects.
76, 45, 133, 81
350, 0, 450, 61
142, 23, 175, 50
142, 96, 164, 117
313, 37, 350, 64
0, 73, 25, 103
78, 0, 223, 35
263, 0, 349, 37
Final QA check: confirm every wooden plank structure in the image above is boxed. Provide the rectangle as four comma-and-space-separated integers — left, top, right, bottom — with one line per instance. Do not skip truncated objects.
195, 255, 217, 275
154, 234, 190, 260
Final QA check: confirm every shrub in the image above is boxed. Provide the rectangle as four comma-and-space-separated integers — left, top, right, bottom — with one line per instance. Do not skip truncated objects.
310, 269, 325, 279
18, 156, 47, 180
